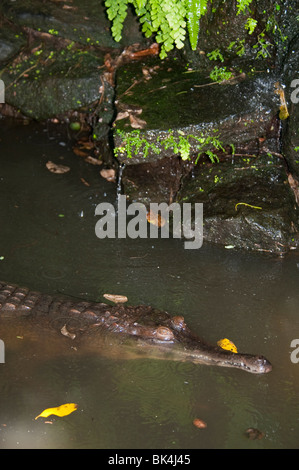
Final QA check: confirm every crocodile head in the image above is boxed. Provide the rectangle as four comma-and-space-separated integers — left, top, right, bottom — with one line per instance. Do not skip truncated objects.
100, 309, 272, 374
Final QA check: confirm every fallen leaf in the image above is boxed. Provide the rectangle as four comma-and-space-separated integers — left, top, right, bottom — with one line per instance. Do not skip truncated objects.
60, 324, 76, 340
193, 418, 207, 429
128, 43, 159, 59
85, 156, 102, 166
217, 338, 238, 353
35, 403, 78, 420
115, 111, 130, 121
100, 168, 116, 182
129, 114, 147, 129
288, 173, 299, 205
142, 67, 153, 80
146, 210, 166, 227
245, 428, 264, 440
103, 293, 128, 304
46, 161, 70, 174
80, 177, 90, 187
77, 139, 94, 150
72, 147, 89, 158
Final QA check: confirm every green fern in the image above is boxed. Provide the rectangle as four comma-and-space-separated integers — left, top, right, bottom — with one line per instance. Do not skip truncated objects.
104, 0, 258, 59
236, 0, 253, 15
105, 0, 128, 42
186, 0, 209, 51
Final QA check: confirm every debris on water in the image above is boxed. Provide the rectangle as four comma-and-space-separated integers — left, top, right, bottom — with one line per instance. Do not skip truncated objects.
35, 403, 78, 420
245, 428, 264, 440
146, 209, 166, 227
217, 338, 238, 353
60, 324, 76, 340
85, 156, 102, 166
100, 168, 116, 182
103, 293, 128, 304
193, 418, 207, 429
46, 161, 70, 174
80, 178, 90, 187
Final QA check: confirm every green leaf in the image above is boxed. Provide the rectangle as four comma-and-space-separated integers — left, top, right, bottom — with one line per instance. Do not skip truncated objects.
236, 0, 253, 15
186, 0, 209, 51
245, 17, 257, 35
134, 0, 147, 9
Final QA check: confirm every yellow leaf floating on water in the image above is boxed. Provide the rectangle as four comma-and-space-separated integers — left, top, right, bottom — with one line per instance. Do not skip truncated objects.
35, 403, 78, 420
217, 338, 238, 353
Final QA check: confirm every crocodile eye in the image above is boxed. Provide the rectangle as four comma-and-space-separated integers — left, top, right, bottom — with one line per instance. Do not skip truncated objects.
156, 326, 174, 341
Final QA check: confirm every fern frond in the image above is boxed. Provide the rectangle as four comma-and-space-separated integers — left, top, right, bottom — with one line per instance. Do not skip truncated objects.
186, 0, 209, 51
105, 0, 128, 42
236, 0, 253, 15
134, 0, 147, 9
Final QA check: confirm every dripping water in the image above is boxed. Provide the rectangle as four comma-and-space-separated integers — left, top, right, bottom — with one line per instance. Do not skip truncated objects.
117, 163, 126, 198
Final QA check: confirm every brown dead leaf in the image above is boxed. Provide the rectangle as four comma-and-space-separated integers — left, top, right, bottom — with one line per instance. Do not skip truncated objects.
129, 114, 147, 129
100, 168, 116, 182
128, 43, 159, 59
288, 173, 299, 205
72, 147, 89, 158
193, 418, 207, 429
245, 428, 264, 440
62, 5, 78, 10
60, 324, 76, 340
115, 111, 130, 121
80, 178, 90, 187
46, 161, 70, 174
146, 210, 166, 227
85, 156, 102, 166
77, 139, 95, 150
103, 293, 128, 304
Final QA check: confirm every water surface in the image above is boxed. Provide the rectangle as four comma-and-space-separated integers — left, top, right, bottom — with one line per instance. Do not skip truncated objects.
0, 120, 299, 449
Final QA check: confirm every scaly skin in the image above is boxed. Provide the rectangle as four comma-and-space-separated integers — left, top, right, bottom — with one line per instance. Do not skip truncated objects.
0, 281, 272, 374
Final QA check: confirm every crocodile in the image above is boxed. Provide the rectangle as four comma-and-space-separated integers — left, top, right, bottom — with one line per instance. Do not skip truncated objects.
0, 281, 272, 374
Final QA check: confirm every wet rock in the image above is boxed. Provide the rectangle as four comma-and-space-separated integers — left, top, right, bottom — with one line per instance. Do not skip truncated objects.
0, 0, 144, 49
0, 23, 26, 65
122, 156, 185, 205
121, 149, 299, 253
0, 0, 146, 121
180, 0, 260, 68
281, 32, 299, 181
176, 153, 299, 254
1, 39, 114, 121
113, 57, 281, 165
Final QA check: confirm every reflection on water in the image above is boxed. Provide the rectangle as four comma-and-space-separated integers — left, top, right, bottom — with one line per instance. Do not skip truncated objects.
1, 121, 299, 449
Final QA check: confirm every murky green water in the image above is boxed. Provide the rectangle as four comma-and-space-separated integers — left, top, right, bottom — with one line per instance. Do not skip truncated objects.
0, 120, 299, 449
